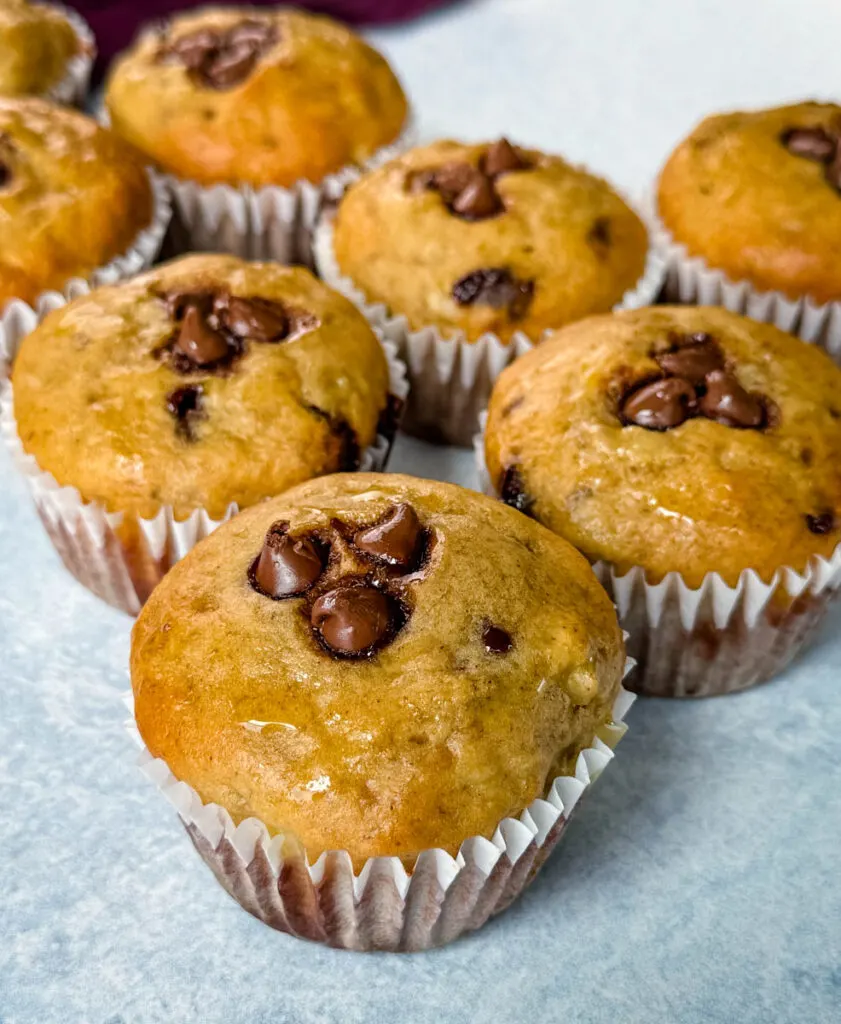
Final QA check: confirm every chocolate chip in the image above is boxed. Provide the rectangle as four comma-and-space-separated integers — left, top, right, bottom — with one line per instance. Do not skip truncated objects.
782, 126, 837, 161
429, 162, 478, 203
806, 512, 835, 535
483, 138, 529, 178
621, 377, 697, 430
311, 583, 398, 657
216, 296, 288, 342
500, 466, 534, 516
251, 523, 325, 598
483, 624, 513, 654
450, 174, 503, 220
174, 304, 232, 367
451, 267, 535, 319
160, 290, 213, 320
587, 217, 611, 252
825, 149, 841, 193
0, 162, 9, 188
656, 339, 724, 384
226, 18, 276, 47
698, 370, 765, 428
169, 27, 220, 69
354, 504, 422, 568
166, 384, 204, 439
162, 20, 278, 90
202, 44, 258, 90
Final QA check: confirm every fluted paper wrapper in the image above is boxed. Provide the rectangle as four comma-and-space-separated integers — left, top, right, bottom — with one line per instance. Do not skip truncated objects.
474, 417, 841, 696
125, 681, 634, 952
44, 3, 95, 107
313, 207, 666, 447
0, 293, 408, 615
0, 170, 170, 365
651, 197, 841, 363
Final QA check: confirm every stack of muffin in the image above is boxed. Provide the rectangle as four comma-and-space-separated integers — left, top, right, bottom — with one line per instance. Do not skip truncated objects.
1, 2, 839, 953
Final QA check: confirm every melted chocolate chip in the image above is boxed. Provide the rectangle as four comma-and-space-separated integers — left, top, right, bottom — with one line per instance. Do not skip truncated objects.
500, 465, 534, 516
451, 174, 503, 220
160, 290, 212, 320
354, 504, 422, 568
0, 161, 10, 188
698, 370, 765, 428
410, 161, 505, 221
428, 162, 478, 203
161, 19, 277, 90
251, 522, 326, 598
806, 512, 836, 535
226, 18, 277, 47
216, 296, 288, 342
587, 217, 611, 253
174, 304, 233, 367
311, 583, 399, 657
482, 138, 529, 178
621, 377, 697, 430
166, 384, 204, 439
483, 623, 513, 654
168, 27, 219, 68
656, 338, 724, 383
782, 126, 838, 161
451, 267, 535, 320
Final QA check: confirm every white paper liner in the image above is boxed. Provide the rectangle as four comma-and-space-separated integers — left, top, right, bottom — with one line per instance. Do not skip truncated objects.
474, 415, 841, 697
649, 194, 841, 362
0, 290, 409, 616
0, 169, 170, 362
124, 674, 634, 952
42, 3, 95, 107
313, 199, 666, 447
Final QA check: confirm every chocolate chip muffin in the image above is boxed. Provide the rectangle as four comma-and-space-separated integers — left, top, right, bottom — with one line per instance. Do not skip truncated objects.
658, 102, 841, 304
132, 472, 626, 871
484, 306, 841, 696
331, 138, 650, 344
0, 0, 87, 98
9, 255, 398, 610
104, 6, 409, 189
0, 98, 156, 308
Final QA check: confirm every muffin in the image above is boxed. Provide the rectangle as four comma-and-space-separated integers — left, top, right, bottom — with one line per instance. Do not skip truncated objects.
0, 97, 166, 310
131, 472, 631, 950
0, 0, 93, 103
5, 255, 404, 613
318, 138, 659, 445
105, 6, 410, 259
657, 102, 841, 356
482, 305, 841, 696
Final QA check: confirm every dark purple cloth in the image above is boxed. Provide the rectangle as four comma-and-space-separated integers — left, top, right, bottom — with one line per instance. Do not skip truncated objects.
73, 1, 450, 72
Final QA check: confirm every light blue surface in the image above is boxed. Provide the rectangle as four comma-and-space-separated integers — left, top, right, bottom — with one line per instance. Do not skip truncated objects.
3, 1, 841, 1020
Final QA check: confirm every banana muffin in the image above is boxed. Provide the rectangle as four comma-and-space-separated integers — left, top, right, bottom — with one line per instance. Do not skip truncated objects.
131, 472, 626, 870
0, 97, 155, 308
105, 6, 409, 189
331, 138, 650, 344
10, 255, 397, 609
0, 0, 87, 98
658, 101, 841, 304
484, 306, 841, 695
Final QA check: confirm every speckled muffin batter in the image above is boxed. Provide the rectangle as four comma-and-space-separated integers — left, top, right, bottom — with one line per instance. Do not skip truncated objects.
12, 255, 392, 522
131, 473, 625, 866
485, 306, 841, 587
0, 0, 82, 97
332, 138, 649, 344
104, 6, 408, 188
658, 102, 841, 304
0, 98, 154, 307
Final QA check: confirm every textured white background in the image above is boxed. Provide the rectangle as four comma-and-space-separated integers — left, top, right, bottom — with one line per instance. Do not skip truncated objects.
2, 1, 841, 1021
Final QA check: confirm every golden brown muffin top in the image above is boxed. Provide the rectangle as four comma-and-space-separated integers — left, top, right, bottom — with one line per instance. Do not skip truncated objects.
13, 255, 392, 520
104, 6, 408, 188
131, 473, 624, 866
658, 102, 841, 304
485, 306, 841, 588
0, 98, 154, 307
0, 0, 81, 96
331, 138, 649, 345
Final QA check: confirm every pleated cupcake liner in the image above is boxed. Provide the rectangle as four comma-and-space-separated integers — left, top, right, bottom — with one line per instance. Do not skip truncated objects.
649, 196, 841, 362
44, 3, 95, 107
124, 676, 635, 952
0, 169, 170, 366
0, 290, 409, 615
313, 201, 666, 448
474, 415, 841, 696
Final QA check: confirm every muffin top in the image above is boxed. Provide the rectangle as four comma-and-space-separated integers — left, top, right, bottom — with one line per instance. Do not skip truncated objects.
658, 101, 841, 304
131, 473, 624, 865
485, 306, 841, 587
331, 138, 649, 344
104, 6, 408, 188
13, 255, 392, 520
0, 98, 154, 307
0, 0, 81, 97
